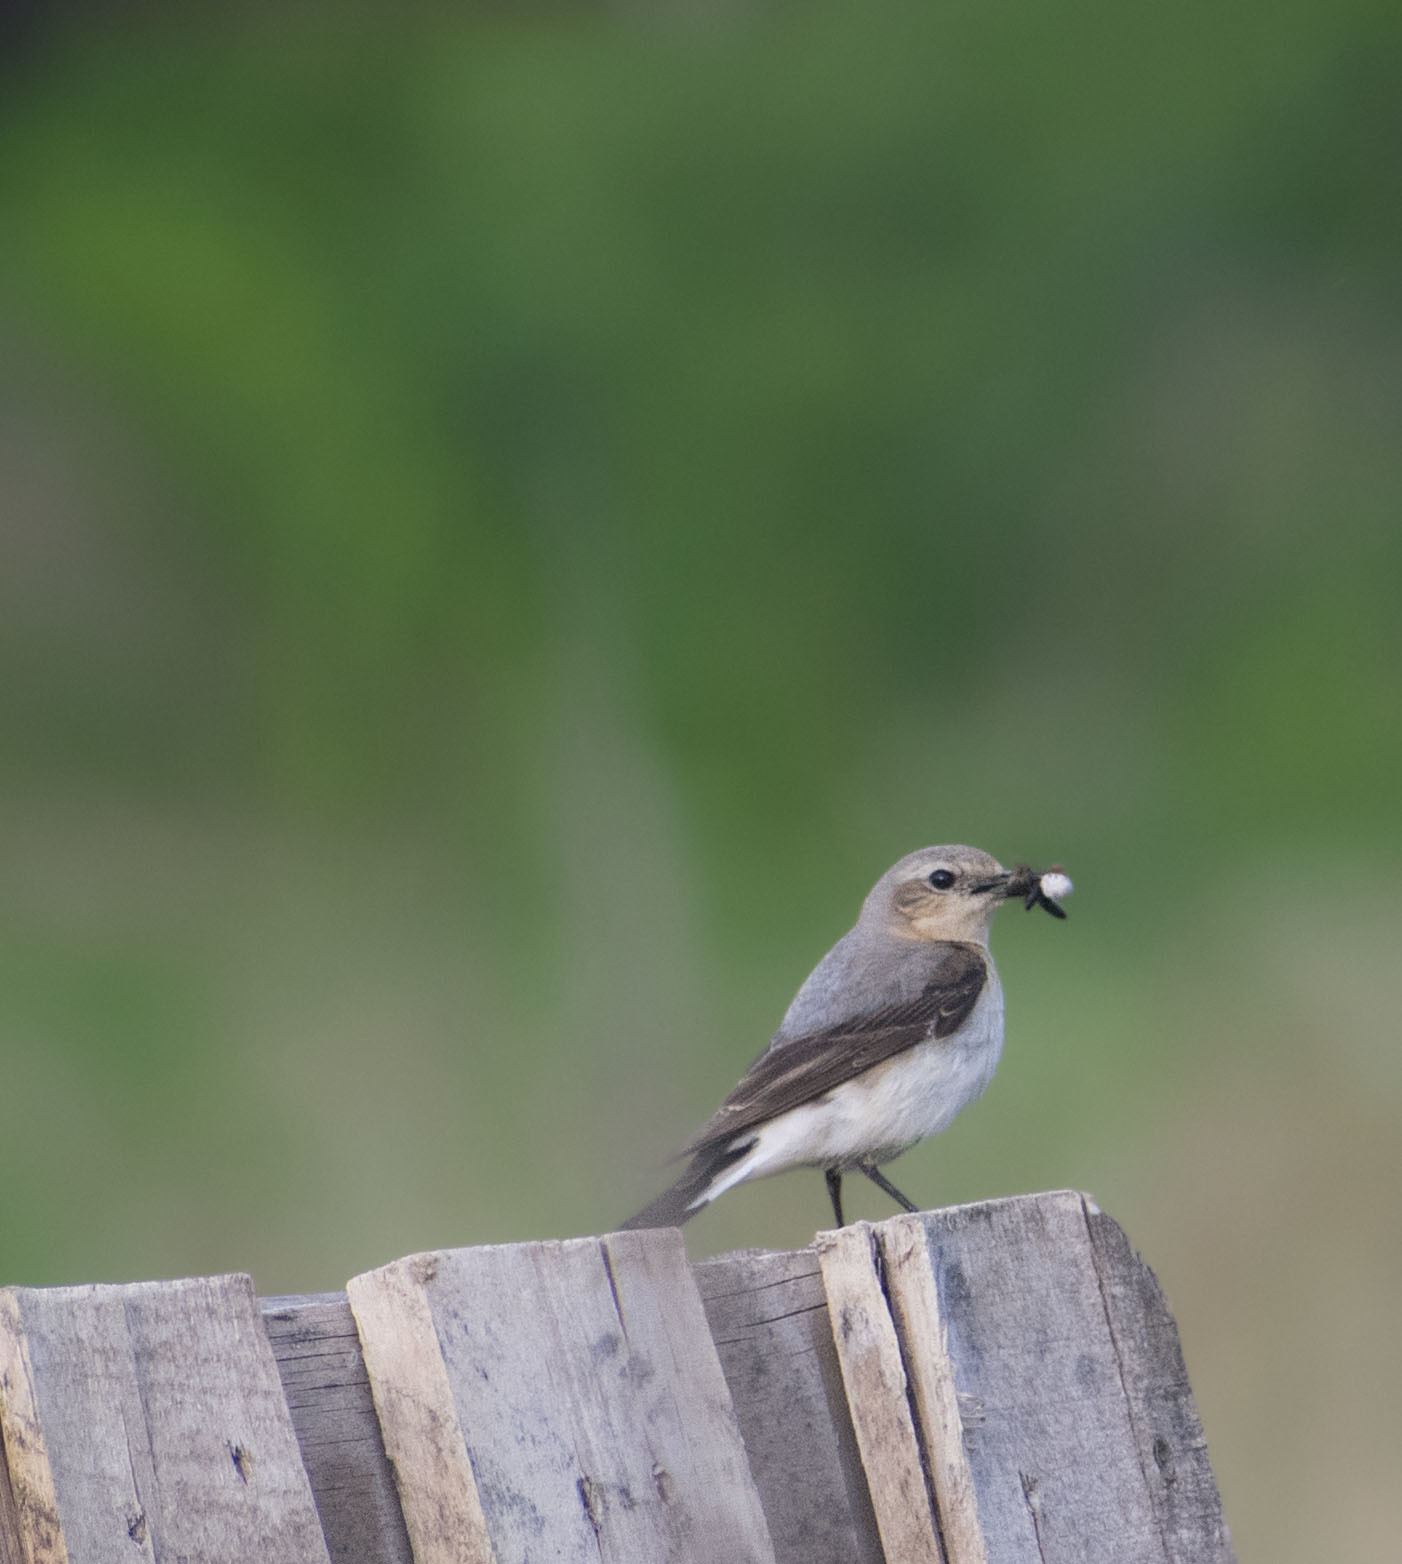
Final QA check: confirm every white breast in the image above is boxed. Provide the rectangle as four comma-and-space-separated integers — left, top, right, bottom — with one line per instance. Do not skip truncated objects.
700, 971, 1005, 1206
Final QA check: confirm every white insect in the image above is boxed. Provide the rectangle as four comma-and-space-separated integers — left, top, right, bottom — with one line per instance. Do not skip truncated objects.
1038, 871, 1074, 902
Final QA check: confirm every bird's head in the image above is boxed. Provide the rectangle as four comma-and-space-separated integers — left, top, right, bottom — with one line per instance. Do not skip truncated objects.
863, 844, 1060, 945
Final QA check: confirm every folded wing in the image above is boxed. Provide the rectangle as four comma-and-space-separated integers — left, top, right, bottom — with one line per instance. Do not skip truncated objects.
685, 941, 987, 1155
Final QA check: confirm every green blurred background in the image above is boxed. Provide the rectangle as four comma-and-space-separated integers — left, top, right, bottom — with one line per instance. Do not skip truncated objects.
1, 2, 1398, 1556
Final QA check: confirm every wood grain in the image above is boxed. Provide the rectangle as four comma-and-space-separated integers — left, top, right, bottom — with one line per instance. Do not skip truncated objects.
0, 1437, 24, 1564
261, 1293, 414, 1564
695, 1246, 883, 1564
1083, 1205, 1235, 1564
0, 1192, 1233, 1564
350, 1229, 777, 1564
0, 1424, 26, 1564
885, 1191, 1230, 1564
0, 1274, 331, 1564
346, 1256, 495, 1564
878, 1215, 988, 1564
0, 1287, 69, 1564
814, 1223, 944, 1564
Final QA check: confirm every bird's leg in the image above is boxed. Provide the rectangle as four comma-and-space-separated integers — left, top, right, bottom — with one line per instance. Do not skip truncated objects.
859, 1162, 920, 1214
825, 1168, 845, 1227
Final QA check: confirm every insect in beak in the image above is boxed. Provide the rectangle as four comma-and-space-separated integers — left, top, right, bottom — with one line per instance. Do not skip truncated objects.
1006, 863, 1070, 919
1028, 887, 1067, 919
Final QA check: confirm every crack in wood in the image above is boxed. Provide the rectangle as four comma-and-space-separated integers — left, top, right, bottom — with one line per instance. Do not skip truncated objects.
600, 1243, 628, 1339
712, 1302, 827, 1335
1080, 1197, 1178, 1564
576, 1474, 605, 1542
695, 1268, 823, 1303
1019, 1472, 1049, 1564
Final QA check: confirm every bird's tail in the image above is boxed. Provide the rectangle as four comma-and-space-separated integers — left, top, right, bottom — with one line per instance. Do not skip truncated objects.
619, 1139, 752, 1230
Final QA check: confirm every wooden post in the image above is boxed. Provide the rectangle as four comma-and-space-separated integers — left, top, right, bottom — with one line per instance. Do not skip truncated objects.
261, 1293, 413, 1564
810, 1195, 1234, 1564
0, 1194, 1232, 1564
694, 1245, 884, 1564
347, 1228, 777, 1564
0, 1275, 331, 1564
878, 1216, 987, 1564
815, 1224, 946, 1564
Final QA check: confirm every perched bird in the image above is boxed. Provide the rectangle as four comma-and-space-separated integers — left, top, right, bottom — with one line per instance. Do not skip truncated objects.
622, 845, 1070, 1230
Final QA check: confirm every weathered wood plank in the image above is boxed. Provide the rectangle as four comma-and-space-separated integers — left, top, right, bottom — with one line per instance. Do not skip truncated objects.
694, 1246, 884, 1564
0, 1432, 26, 1564
880, 1216, 987, 1564
898, 1193, 1164, 1562
0, 1194, 1231, 1564
349, 1229, 777, 1564
814, 1224, 944, 1564
1082, 1205, 1234, 1564
874, 1192, 1235, 1564
261, 1293, 414, 1564
0, 1287, 71, 1564
346, 1256, 495, 1564
0, 1275, 331, 1564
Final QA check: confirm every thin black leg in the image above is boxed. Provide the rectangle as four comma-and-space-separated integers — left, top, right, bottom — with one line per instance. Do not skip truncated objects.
859, 1162, 920, 1214
825, 1168, 845, 1227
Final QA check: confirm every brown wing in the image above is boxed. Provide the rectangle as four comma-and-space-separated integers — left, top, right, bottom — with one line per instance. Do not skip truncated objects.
684, 942, 986, 1155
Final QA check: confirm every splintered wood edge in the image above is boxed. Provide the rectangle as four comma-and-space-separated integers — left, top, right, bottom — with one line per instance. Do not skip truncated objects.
0, 1431, 24, 1564
346, 1259, 496, 1564
0, 1291, 66, 1564
813, 1225, 945, 1564
877, 1216, 988, 1564
1080, 1199, 1237, 1564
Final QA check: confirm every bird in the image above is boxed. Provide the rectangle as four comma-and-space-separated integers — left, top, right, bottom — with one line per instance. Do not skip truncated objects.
621, 844, 1070, 1230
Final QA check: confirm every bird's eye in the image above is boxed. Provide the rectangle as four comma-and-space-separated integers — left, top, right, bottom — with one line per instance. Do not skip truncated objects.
929, 869, 956, 890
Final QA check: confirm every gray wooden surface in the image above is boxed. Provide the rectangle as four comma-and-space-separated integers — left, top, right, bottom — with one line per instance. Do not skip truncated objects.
815, 1224, 946, 1564
695, 1245, 884, 1564
1083, 1205, 1234, 1564
349, 1228, 778, 1564
880, 1216, 987, 1564
848, 1194, 1235, 1564
345, 1252, 496, 1564
262, 1293, 413, 1564
0, 1194, 1232, 1564
0, 1274, 331, 1564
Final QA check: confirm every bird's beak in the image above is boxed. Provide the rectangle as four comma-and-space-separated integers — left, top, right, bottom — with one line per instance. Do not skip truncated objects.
971, 870, 1017, 898
1000, 866, 1037, 901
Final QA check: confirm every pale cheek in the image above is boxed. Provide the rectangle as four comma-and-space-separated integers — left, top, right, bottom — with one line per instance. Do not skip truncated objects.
904, 905, 985, 940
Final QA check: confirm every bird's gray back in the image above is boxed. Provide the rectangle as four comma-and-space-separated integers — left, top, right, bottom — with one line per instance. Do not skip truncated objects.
772, 925, 962, 1043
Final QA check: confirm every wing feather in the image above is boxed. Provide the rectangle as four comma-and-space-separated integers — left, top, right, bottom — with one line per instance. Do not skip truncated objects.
684, 941, 987, 1154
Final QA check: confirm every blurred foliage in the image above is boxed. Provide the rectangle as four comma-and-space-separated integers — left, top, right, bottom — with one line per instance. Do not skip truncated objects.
0, 4, 1399, 1558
